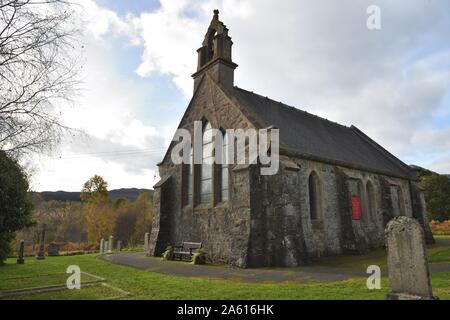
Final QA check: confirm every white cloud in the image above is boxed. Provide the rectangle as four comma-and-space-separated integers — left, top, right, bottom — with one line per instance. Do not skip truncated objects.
129, 0, 450, 171
131, 0, 251, 95
31, 0, 450, 191
31, 0, 168, 191
75, 0, 139, 43
429, 156, 450, 174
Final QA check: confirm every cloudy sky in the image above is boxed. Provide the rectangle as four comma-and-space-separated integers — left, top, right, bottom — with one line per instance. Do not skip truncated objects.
30, 0, 450, 191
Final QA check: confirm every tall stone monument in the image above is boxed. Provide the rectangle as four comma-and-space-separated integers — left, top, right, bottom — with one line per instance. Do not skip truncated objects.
36, 224, 46, 260
108, 235, 113, 253
99, 238, 104, 254
117, 240, 122, 252
144, 232, 149, 252
104, 241, 109, 254
17, 240, 25, 264
385, 216, 437, 300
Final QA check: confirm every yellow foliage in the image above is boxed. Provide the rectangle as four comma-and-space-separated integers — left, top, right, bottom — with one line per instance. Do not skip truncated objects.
83, 198, 117, 242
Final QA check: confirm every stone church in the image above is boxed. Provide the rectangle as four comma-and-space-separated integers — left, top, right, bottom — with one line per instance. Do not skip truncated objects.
148, 10, 434, 268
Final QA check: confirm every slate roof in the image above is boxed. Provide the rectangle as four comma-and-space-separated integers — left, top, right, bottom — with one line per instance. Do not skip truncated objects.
229, 86, 414, 179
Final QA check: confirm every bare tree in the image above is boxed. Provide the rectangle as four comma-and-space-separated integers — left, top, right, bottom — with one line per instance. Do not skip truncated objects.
0, 0, 81, 155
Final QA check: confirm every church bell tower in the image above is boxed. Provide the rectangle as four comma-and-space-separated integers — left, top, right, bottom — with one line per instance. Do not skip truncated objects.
192, 10, 238, 92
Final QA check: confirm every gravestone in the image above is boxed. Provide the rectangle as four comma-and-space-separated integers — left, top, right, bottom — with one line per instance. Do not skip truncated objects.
108, 235, 113, 253
117, 240, 122, 252
385, 216, 437, 300
104, 241, 109, 254
48, 242, 59, 256
17, 240, 25, 264
99, 238, 104, 254
36, 224, 46, 260
144, 232, 149, 252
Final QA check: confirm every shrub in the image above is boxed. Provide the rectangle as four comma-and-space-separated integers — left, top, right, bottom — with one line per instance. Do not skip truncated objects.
0, 152, 34, 264
191, 249, 207, 265
162, 246, 173, 261
420, 173, 450, 221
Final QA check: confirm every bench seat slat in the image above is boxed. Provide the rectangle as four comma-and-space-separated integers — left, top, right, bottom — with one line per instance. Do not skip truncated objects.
172, 241, 203, 261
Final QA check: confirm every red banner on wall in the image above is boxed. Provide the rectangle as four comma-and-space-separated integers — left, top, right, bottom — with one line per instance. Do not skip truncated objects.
351, 196, 362, 220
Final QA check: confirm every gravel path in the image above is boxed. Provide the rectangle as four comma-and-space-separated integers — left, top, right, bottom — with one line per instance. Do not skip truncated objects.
101, 252, 356, 282
101, 239, 450, 283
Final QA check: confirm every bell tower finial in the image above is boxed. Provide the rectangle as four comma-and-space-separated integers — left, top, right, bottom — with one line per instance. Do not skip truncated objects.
192, 10, 238, 91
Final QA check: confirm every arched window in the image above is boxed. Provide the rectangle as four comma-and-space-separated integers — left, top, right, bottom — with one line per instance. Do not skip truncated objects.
390, 185, 404, 216
200, 122, 213, 203
182, 146, 193, 207
206, 29, 216, 61
187, 147, 193, 205
308, 171, 321, 220
366, 181, 376, 221
220, 131, 229, 201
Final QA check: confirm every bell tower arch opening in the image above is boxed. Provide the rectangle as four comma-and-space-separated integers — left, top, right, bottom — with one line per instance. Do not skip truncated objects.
192, 10, 238, 91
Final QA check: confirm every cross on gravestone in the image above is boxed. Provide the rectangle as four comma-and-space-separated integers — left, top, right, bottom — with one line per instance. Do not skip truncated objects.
108, 235, 113, 253
36, 224, 46, 260
99, 238, 104, 254
17, 240, 25, 264
385, 216, 438, 300
144, 232, 149, 252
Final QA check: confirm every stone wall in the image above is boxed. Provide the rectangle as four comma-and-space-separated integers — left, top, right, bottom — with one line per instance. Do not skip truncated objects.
164, 165, 252, 267
244, 156, 431, 267
148, 176, 172, 256
247, 161, 308, 267
150, 75, 256, 267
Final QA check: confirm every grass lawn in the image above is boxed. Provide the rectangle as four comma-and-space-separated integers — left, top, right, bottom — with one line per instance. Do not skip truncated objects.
1, 242, 450, 300
433, 235, 450, 239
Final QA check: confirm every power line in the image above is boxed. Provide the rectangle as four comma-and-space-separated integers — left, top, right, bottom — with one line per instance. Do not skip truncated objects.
49, 147, 167, 160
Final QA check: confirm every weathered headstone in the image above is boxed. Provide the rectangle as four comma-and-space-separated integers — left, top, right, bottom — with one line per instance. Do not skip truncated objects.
104, 241, 109, 254
108, 235, 113, 253
117, 240, 121, 252
144, 232, 149, 252
99, 238, 104, 254
36, 224, 46, 260
386, 216, 437, 300
48, 242, 59, 256
17, 240, 25, 264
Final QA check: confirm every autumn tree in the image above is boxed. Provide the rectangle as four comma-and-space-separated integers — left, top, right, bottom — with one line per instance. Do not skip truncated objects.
113, 199, 137, 246
113, 191, 153, 247
81, 175, 108, 202
132, 191, 153, 244
0, 0, 82, 155
81, 175, 115, 243
16, 198, 86, 250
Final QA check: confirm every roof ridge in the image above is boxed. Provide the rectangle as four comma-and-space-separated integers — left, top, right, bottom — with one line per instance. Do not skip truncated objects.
234, 86, 350, 130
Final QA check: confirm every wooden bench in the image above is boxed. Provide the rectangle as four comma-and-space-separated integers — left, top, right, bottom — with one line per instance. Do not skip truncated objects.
172, 241, 203, 261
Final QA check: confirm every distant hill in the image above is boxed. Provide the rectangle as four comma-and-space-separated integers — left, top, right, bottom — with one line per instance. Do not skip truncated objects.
36, 188, 153, 202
